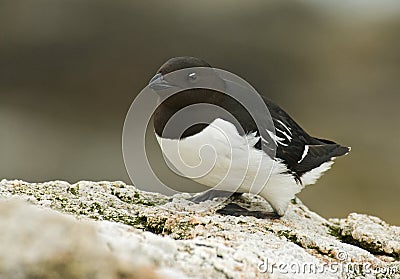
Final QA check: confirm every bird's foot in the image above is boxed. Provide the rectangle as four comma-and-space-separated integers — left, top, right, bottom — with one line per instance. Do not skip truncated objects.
216, 203, 281, 219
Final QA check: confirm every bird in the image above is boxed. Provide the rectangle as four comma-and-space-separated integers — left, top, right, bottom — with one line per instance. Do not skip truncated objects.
149, 56, 350, 217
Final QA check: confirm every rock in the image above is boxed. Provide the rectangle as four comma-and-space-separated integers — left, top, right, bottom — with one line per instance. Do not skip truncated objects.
330, 213, 400, 259
0, 199, 164, 279
0, 179, 399, 279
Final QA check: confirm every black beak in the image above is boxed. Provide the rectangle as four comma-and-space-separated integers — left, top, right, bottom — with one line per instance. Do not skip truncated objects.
148, 73, 174, 90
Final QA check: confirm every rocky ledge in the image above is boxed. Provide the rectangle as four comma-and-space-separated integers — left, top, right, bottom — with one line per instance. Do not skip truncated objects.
0, 180, 399, 279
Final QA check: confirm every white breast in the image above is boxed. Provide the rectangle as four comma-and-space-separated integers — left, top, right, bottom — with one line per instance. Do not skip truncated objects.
156, 118, 302, 215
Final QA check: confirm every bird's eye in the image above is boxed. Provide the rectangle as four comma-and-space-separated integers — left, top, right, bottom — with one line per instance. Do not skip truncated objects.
188, 72, 198, 83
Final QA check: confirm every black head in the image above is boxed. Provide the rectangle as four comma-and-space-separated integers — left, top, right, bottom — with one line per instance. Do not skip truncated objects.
157, 56, 211, 75
151, 57, 228, 138
148, 56, 225, 92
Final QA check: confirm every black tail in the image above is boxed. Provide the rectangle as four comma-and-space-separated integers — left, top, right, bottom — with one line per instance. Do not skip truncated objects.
295, 142, 350, 175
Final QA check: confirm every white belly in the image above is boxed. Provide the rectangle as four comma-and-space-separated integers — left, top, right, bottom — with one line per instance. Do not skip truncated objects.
156, 118, 303, 215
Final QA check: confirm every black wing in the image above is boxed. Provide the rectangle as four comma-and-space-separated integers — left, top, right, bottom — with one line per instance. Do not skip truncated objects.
262, 96, 350, 179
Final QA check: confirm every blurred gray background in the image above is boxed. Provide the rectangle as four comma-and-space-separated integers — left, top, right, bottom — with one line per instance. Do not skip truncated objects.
1, 0, 399, 224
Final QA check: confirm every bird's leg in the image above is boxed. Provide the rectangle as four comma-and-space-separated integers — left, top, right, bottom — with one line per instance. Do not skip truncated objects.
188, 190, 282, 219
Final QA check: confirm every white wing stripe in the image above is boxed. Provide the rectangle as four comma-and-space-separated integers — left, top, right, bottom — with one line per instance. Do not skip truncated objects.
276, 119, 292, 135
298, 145, 309, 163
267, 130, 288, 147
276, 128, 292, 142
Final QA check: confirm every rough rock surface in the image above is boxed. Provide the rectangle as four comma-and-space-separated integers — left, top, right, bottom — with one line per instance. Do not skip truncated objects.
0, 179, 399, 279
